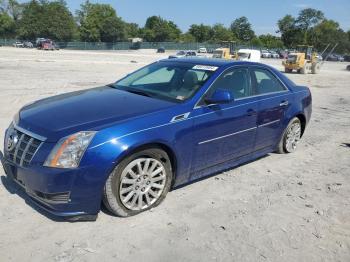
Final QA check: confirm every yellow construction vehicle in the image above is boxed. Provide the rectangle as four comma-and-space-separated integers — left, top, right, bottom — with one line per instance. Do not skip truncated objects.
212, 47, 235, 59
282, 45, 321, 74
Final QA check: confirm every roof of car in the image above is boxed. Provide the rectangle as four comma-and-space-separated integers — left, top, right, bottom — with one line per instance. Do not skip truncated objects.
159, 57, 251, 67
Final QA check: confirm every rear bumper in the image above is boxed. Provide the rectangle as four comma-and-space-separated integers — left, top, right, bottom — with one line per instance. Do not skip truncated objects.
1, 150, 104, 220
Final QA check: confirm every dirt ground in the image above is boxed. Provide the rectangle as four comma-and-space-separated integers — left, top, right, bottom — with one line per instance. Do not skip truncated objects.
0, 47, 349, 262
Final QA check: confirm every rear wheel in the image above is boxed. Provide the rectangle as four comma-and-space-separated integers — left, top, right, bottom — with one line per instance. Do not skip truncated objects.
285, 68, 292, 73
300, 64, 307, 74
103, 148, 173, 217
277, 117, 302, 153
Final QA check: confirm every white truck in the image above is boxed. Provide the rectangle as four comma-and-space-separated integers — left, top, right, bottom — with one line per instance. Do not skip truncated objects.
237, 49, 261, 62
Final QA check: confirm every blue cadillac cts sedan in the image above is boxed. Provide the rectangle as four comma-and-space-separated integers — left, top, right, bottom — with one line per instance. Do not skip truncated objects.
1, 58, 312, 220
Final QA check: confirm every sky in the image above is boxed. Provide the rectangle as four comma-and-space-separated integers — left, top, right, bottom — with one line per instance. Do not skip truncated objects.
67, 0, 350, 35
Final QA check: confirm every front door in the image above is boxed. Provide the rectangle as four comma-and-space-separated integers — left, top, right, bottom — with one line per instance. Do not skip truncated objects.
190, 67, 258, 173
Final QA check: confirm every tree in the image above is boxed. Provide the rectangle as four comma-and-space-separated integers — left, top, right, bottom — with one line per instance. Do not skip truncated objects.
188, 24, 212, 42
0, 11, 15, 37
17, 0, 76, 41
211, 23, 235, 42
179, 32, 195, 43
77, 1, 126, 42
125, 22, 140, 38
311, 19, 349, 53
258, 34, 284, 49
295, 8, 324, 44
142, 16, 181, 42
230, 16, 255, 42
278, 15, 302, 48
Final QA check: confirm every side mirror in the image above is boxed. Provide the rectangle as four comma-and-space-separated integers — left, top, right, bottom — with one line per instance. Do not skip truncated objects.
205, 89, 233, 104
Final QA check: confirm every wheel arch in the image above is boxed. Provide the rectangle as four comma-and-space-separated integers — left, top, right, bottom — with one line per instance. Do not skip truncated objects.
112, 142, 178, 185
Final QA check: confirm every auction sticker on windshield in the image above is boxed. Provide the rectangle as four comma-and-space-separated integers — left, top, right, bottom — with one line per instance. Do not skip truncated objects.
192, 65, 218, 71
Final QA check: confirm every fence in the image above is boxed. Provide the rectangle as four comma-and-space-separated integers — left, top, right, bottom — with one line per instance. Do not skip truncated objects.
0, 39, 260, 51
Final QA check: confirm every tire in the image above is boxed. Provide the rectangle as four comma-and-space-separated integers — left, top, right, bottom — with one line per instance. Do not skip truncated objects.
300, 64, 307, 74
311, 63, 320, 74
285, 68, 292, 73
103, 148, 173, 217
277, 117, 302, 154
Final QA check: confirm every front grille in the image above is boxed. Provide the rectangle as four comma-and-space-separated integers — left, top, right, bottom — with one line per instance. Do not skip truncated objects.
6, 129, 42, 167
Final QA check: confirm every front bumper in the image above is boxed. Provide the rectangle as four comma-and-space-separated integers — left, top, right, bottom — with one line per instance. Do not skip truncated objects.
1, 150, 104, 221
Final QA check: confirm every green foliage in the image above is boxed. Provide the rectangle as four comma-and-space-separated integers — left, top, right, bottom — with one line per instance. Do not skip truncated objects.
179, 32, 196, 43
142, 16, 181, 42
77, 1, 126, 42
16, 0, 76, 41
310, 19, 349, 53
125, 23, 140, 38
278, 8, 349, 53
230, 16, 255, 42
258, 34, 284, 49
188, 24, 212, 42
0, 11, 15, 37
211, 23, 235, 42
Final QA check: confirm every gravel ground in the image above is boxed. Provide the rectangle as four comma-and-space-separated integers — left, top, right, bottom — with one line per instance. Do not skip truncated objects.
0, 47, 349, 262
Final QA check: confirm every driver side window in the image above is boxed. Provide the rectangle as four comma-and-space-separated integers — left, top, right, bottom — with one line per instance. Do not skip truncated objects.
207, 67, 251, 99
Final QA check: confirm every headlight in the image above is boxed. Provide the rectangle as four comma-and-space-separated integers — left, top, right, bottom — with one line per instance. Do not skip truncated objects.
44, 131, 96, 168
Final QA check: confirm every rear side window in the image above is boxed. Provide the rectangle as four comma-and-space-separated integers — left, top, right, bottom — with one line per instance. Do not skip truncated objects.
252, 68, 286, 95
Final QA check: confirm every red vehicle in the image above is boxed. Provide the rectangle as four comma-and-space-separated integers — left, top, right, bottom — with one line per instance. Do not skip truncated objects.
37, 39, 59, 51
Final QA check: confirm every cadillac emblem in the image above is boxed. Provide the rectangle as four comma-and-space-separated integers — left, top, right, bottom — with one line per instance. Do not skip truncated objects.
6, 130, 19, 152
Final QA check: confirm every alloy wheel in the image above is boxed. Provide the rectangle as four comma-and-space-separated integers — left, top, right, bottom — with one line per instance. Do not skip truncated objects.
119, 158, 167, 211
285, 122, 301, 152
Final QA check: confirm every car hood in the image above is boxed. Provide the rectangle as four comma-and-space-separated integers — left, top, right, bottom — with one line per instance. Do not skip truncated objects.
17, 86, 176, 142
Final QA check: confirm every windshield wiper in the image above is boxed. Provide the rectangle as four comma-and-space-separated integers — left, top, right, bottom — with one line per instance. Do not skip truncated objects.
124, 89, 152, 98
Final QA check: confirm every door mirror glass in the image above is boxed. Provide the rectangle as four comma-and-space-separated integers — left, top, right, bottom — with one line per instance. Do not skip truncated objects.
205, 89, 233, 104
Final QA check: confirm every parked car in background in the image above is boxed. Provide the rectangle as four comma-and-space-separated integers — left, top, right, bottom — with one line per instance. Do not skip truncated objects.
198, 47, 207, 53
278, 50, 288, 59
13, 41, 24, 48
168, 50, 196, 59
157, 47, 165, 53
236, 49, 261, 62
346, 65, 350, 71
335, 55, 344, 62
343, 55, 350, 62
261, 50, 271, 58
37, 39, 59, 51
1, 58, 312, 220
23, 41, 34, 48
324, 54, 344, 62
270, 51, 279, 59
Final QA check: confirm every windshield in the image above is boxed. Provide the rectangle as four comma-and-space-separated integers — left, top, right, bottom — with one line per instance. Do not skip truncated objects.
111, 62, 216, 102
212, 50, 223, 58
238, 52, 250, 58
287, 55, 297, 63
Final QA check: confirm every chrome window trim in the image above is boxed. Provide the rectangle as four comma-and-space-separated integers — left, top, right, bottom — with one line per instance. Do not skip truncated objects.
194, 64, 291, 110
250, 65, 289, 92
13, 121, 47, 141
258, 119, 281, 128
198, 126, 257, 145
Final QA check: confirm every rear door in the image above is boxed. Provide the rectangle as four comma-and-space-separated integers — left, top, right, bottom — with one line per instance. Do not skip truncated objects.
250, 67, 293, 151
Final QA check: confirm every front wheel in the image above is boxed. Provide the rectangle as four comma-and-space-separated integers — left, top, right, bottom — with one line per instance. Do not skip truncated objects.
277, 117, 302, 153
103, 148, 173, 217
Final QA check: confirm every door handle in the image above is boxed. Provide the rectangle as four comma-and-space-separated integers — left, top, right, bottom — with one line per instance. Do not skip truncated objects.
280, 101, 289, 107
247, 109, 257, 116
